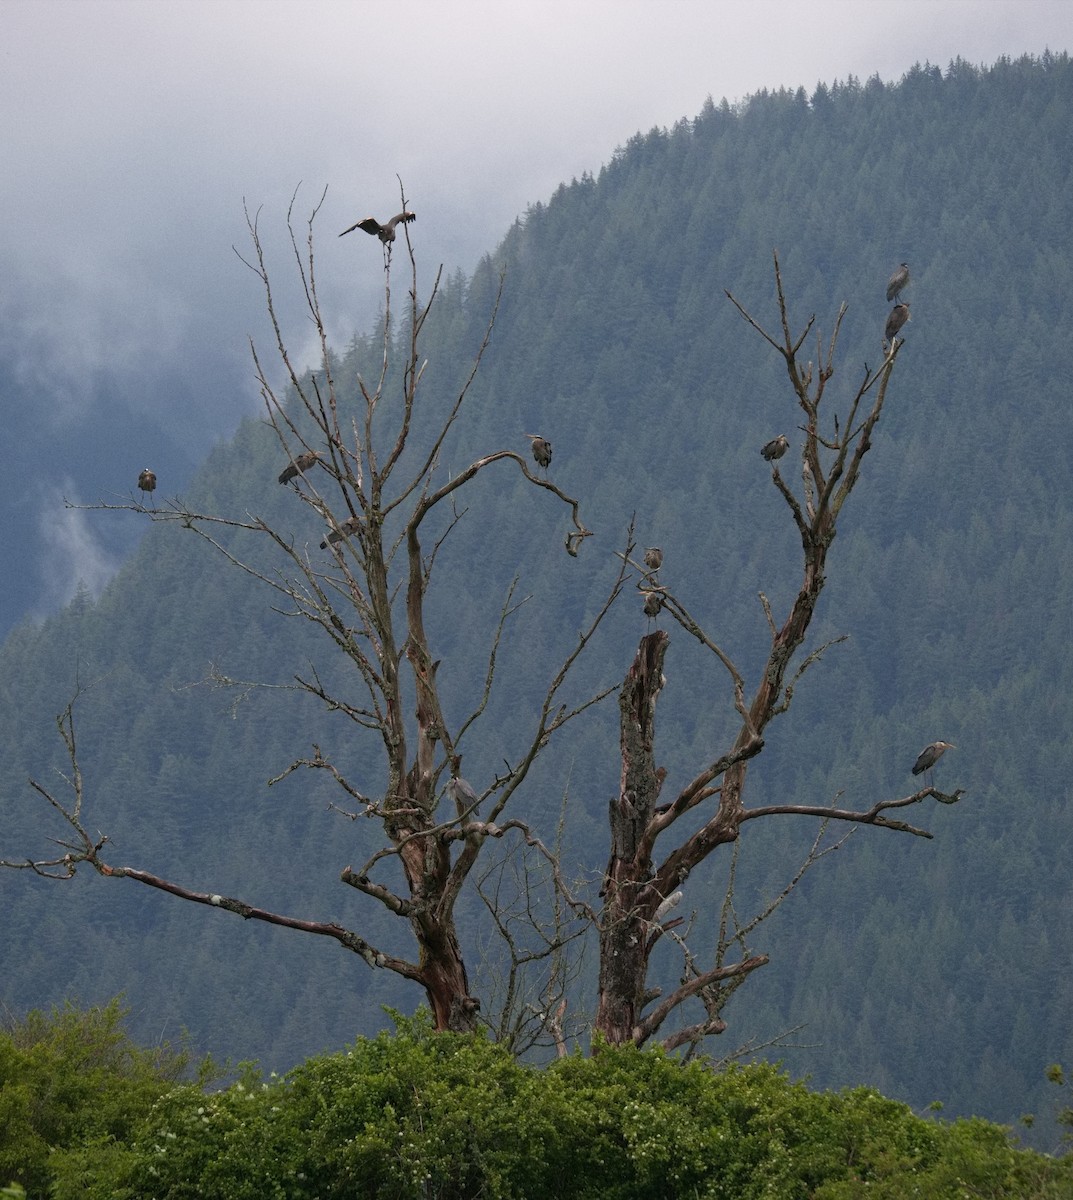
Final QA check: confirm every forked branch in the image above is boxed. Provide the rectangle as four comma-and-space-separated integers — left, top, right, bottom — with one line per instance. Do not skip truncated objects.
597, 254, 961, 1050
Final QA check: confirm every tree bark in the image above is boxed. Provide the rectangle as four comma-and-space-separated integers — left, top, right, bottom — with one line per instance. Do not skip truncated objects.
596, 632, 669, 1043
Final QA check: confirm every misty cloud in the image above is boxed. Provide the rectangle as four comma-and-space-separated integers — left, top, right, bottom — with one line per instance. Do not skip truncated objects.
33, 480, 127, 616
0, 251, 193, 422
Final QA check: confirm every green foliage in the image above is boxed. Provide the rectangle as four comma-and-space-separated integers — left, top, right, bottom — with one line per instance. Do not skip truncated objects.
1047, 1064, 1073, 1155
0, 997, 207, 1198
46, 1026, 1073, 1199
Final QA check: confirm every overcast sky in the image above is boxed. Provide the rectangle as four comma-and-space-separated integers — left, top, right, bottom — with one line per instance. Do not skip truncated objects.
2, 0, 1071, 621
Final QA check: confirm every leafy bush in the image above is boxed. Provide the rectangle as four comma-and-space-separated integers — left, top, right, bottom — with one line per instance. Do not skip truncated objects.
41, 1010, 1073, 1199
0, 997, 206, 1198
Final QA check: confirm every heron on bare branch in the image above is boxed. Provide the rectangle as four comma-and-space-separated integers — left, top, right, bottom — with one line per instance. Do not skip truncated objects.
643, 591, 663, 621
761, 435, 789, 462
278, 451, 321, 485
886, 262, 910, 303
137, 468, 157, 502
448, 775, 481, 815
320, 515, 363, 549
885, 304, 910, 345
912, 740, 955, 784
526, 434, 552, 472
339, 212, 416, 244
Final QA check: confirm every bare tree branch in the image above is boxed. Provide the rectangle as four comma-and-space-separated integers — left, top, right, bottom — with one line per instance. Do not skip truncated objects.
11, 188, 612, 1038
596, 253, 962, 1049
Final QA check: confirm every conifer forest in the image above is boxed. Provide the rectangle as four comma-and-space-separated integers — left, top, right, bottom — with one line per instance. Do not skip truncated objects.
2, 53, 1073, 1178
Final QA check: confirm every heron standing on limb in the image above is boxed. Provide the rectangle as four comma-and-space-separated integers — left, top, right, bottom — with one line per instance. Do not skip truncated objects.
339, 211, 416, 244
644, 546, 663, 573
526, 434, 552, 472
761, 435, 788, 462
448, 774, 480, 815
886, 262, 910, 303
885, 304, 910, 344
643, 591, 663, 621
320, 515, 363, 549
137, 468, 157, 502
912, 740, 955, 784
278, 450, 321, 485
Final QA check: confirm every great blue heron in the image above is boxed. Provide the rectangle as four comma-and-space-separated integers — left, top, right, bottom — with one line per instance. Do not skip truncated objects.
761, 435, 789, 462
526, 434, 552, 472
886, 262, 910, 303
339, 211, 416, 244
912, 740, 955, 781
278, 450, 321, 485
448, 775, 480, 814
137, 468, 157, 500
885, 303, 910, 343
320, 515, 363, 549
644, 547, 663, 572
643, 591, 663, 619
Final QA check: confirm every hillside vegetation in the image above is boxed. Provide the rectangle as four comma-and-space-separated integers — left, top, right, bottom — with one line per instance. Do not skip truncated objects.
1, 52, 1071, 1148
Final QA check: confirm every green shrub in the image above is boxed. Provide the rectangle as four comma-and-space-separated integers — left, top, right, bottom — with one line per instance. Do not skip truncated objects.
0, 997, 204, 1198
46, 1012, 1072, 1199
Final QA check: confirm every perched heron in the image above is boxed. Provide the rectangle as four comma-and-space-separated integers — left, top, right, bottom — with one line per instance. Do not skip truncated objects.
526, 434, 553, 472
912, 740, 955, 781
448, 775, 480, 814
643, 591, 663, 620
885, 303, 911, 343
886, 262, 910, 303
339, 211, 416, 244
761, 435, 789, 462
320, 515, 363, 549
278, 450, 321, 485
644, 547, 663, 573
137, 468, 157, 500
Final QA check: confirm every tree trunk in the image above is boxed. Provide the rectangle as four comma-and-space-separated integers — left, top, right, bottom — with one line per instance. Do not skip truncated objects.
596, 631, 669, 1044
417, 919, 480, 1032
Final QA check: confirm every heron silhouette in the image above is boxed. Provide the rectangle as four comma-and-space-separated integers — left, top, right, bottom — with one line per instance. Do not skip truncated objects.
278, 451, 321, 485
885, 304, 910, 344
448, 775, 481, 815
911, 740, 955, 785
526, 434, 552, 472
320, 515, 363, 549
339, 211, 416, 244
886, 262, 910, 303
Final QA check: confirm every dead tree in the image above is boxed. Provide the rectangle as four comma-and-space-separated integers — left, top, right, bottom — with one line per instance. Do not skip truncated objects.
4, 186, 613, 1037
596, 253, 963, 1050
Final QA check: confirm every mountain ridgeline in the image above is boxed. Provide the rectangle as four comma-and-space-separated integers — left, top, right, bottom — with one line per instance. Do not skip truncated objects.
2, 53, 1072, 1148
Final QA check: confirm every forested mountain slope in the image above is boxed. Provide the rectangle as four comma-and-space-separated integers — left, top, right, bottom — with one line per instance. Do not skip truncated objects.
2, 53, 1071, 1147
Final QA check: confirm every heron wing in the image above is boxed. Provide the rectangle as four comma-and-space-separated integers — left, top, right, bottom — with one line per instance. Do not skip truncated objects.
339, 217, 383, 238
912, 743, 937, 774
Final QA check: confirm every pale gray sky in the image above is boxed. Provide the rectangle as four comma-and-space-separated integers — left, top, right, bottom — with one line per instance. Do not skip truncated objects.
2, 0, 1071, 619
4, 0, 1070, 417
